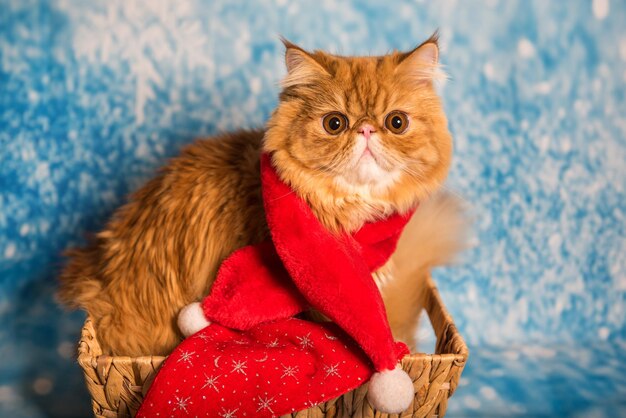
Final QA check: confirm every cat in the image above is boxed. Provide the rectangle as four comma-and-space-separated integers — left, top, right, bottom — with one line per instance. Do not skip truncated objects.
57, 33, 468, 356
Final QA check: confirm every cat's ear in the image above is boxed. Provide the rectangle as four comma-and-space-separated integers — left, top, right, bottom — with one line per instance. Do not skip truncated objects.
281, 38, 330, 88
395, 32, 445, 84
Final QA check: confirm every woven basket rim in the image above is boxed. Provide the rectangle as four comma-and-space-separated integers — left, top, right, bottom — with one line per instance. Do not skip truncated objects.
76, 274, 468, 418
77, 275, 468, 365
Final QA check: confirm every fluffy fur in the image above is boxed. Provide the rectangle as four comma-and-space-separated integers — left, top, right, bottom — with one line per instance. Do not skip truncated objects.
58, 34, 463, 356
266, 34, 452, 233
380, 191, 471, 351
58, 131, 268, 355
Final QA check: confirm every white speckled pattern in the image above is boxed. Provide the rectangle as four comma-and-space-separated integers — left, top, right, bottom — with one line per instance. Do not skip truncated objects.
0, 0, 624, 416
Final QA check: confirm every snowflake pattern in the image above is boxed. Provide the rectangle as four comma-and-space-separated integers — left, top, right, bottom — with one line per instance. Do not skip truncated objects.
324, 363, 340, 378
174, 395, 192, 414
231, 359, 248, 375
281, 364, 299, 380
297, 333, 313, 349
266, 339, 280, 348
256, 396, 276, 414
197, 333, 212, 342
137, 314, 376, 416
219, 407, 239, 418
201, 373, 221, 392
177, 350, 195, 366
304, 399, 320, 409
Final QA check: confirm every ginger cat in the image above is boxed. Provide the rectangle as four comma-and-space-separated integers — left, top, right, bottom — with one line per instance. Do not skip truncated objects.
58, 34, 467, 356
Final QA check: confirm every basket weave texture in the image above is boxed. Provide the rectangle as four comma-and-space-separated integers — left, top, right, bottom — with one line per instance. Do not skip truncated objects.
77, 276, 468, 418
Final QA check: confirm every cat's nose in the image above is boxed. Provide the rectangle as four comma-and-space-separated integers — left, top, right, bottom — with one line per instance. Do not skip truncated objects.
358, 124, 376, 140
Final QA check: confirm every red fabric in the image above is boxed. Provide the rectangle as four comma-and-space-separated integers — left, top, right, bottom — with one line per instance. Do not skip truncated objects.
202, 241, 307, 330
138, 319, 402, 417
138, 153, 415, 417
260, 153, 413, 372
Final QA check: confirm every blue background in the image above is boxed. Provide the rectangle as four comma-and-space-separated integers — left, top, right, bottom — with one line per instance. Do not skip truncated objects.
1, 0, 625, 416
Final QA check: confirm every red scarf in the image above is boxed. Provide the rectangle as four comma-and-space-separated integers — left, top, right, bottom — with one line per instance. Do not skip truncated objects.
138, 153, 415, 417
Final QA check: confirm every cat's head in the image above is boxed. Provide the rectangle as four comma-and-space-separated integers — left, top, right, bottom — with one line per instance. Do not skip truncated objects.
264, 34, 453, 232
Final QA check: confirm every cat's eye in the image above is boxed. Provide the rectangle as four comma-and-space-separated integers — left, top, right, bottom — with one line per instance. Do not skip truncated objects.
322, 112, 348, 135
384, 111, 409, 134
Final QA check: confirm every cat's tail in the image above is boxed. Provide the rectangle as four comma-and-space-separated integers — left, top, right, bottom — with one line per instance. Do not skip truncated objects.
56, 242, 106, 311
382, 190, 472, 350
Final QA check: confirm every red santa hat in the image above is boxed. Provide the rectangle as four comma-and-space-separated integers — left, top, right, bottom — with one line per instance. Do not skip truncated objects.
140, 153, 416, 416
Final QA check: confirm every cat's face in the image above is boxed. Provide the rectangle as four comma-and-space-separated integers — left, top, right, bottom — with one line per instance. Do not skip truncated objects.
264, 35, 453, 229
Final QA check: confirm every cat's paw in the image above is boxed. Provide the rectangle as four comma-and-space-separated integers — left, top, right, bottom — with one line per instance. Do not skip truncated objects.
366, 365, 414, 413
177, 302, 211, 337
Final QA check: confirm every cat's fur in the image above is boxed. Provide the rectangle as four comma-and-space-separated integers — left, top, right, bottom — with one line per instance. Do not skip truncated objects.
58, 34, 466, 356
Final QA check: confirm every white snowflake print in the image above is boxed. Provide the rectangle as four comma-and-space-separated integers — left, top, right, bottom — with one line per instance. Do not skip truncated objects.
201, 373, 220, 392
197, 333, 212, 342
219, 407, 239, 418
177, 350, 195, 366
281, 364, 299, 380
297, 333, 313, 349
231, 359, 248, 375
173, 395, 192, 414
305, 399, 319, 409
256, 395, 275, 414
324, 333, 338, 341
324, 363, 340, 378
266, 338, 279, 348
233, 339, 248, 345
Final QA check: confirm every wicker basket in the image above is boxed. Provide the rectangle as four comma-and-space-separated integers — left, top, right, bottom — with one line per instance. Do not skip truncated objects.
77, 275, 468, 417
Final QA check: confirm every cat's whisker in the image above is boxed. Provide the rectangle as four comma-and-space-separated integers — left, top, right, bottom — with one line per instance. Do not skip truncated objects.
314, 154, 346, 174
433, 182, 473, 208
400, 166, 424, 178
302, 155, 337, 162
268, 189, 297, 202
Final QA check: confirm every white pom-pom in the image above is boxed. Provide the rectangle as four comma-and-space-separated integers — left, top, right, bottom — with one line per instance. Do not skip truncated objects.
177, 302, 211, 337
367, 366, 414, 413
